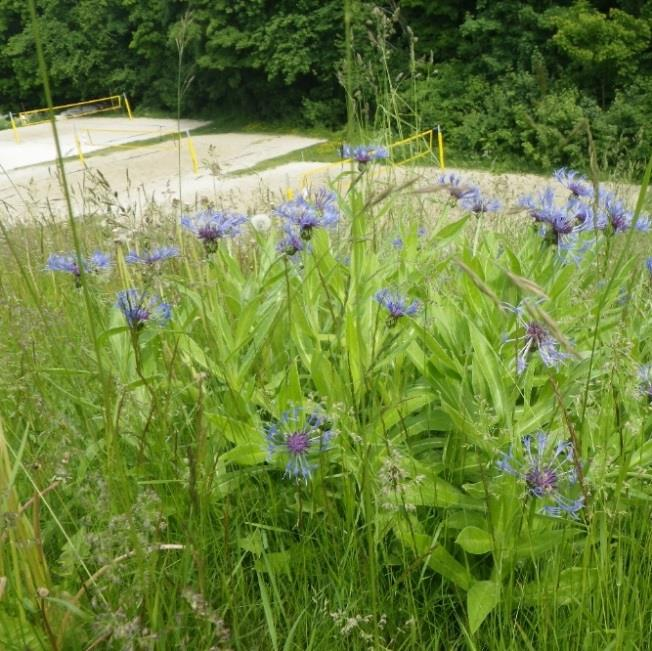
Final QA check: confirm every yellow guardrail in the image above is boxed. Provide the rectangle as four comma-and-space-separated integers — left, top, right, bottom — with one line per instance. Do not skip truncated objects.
299, 126, 445, 190
9, 94, 132, 142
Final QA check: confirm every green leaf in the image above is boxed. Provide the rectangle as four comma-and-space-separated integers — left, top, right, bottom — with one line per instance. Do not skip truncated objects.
435, 214, 470, 241
456, 526, 493, 554
468, 580, 501, 634
393, 517, 473, 590
221, 443, 266, 466
468, 323, 511, 425
401, 476, 484, 510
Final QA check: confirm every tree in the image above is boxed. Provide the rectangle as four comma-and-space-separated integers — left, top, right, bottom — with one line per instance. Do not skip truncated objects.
545, 0, 651, 105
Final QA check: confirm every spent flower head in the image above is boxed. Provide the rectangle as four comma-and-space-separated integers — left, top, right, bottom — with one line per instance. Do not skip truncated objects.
181, 209, 247, 252
265, 405, 335, 482
375, 289, 420, 327
116, 289, 171, 330
497, 431, 584, 517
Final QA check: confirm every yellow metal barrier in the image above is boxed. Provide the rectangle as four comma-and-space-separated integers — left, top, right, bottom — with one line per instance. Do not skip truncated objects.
437, 125, 445, 170
299, 126, 444, 189
15, 94, 129, 128
9, 112, 19, 143
185, 130, 199, 174
123, 93, 133, 120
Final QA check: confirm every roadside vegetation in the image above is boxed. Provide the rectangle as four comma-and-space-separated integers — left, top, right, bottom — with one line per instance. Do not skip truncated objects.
2, 1, 652, 649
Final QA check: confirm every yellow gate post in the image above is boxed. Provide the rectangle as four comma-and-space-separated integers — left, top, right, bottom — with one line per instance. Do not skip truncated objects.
74, 131, 85, 167
9, 112, 20, 143
186, 130, 199, 174
437, 125, 445, 170
123, 93, 133, 120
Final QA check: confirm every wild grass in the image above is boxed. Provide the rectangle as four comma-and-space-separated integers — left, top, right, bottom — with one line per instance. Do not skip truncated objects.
2, 2, 652, 649
2, 137, 652, 649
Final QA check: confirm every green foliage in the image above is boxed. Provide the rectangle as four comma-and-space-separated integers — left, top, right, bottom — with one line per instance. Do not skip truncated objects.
545, 0, 651, 104
2, 141, 652, 646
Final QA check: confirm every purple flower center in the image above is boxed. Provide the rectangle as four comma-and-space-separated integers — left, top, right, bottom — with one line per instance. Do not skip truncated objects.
525, 466, 557, 496
198, 225, 220, 242
286, 432, 310, 455
526, 322, 547, 346
125, 307, 150, 326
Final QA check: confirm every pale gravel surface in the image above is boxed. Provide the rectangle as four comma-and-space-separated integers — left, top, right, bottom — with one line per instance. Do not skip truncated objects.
0, 116, 641, 226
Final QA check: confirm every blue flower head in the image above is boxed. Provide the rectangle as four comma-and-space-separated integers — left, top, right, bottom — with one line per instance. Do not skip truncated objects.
265, 405, 335, 482
459, 188, 501, 216
45, 254, 82, 277
497, 431, 584, 518
45, 251, 112, 285
603, 193, 633, 234
646, 257, 652, 278
517, 321, 570, 375
503, 303, 570, 375
436, 172, 472, 200
125, 246, 180, 265
341, 144, 389, 168
274, 188, 339, 241
375, 289, 420, 327
637, 365, 652, 402
181, 210, 247, 252
276, 230, 307, 259
519, 188, 558, 223
553, 168, 593, 199
116, 289, 171, 330
519, 190, 592, 246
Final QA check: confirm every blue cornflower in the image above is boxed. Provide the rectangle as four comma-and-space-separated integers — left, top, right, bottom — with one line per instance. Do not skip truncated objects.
519, 190, 591, 245
341, 144, 389, 167
88, 251, 112, 271
567, 197, 607, 232
274, 188, 339, 241
181, 209, 247, 252
497, 431, 584, 517
375, 289, 420, 327
265, 406, 335, 481
116, 289, 171, 330
646, 257, 652, 277
392, 237, 404, 250
503, 303, 570, 374
45, 254, 82, 277
553, 168, 593, 199
519, 188, 559, 223
276, 231, 306, 258
516, 321, 569, 374
603, 193, 633, 233
436, 172, 472, 200
459, 188, 501, 215
125, 246, 179, 265
45, 251, 112, 283
637, 365, 652, 402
